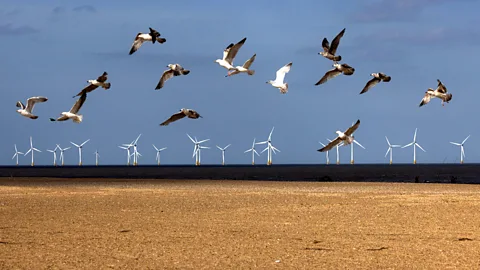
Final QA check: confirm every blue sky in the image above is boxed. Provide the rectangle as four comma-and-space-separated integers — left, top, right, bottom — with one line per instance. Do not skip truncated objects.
2, 0, 480, 166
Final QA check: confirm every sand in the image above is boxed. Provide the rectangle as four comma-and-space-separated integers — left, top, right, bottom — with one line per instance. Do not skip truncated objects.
1, 178, 480, 269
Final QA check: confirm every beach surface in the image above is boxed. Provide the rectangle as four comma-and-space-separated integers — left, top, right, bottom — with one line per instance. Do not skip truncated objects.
1, 178, 480, 269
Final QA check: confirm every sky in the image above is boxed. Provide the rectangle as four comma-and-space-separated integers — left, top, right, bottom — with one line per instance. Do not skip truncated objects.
2, 0, 480, 166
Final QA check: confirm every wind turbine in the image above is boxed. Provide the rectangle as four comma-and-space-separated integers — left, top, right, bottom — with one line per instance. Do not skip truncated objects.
256, 127, 280, 165
123, 134, 142, 166
70, 139, 90, 166
402, 128, 426, 164
24, 136, 41, 166
57, 144, 71, 166
46, 145, 59, 166
118, 145, 132, 165
216, 144, 231, 165
94, 150, 100, 166
12, 144, 24, 166
187, 134, 209, 166
327, 138, 342, 165
319, 142, 329, 165
385, 136, 401, 164
449, 135, 470, 164
153, 144, 167, 166
244, 138, 260, 165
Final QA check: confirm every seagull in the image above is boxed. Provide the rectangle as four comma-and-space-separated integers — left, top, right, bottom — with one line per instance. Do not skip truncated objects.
160, 108, 202, 126
266, 62, 292, 94
215, 37, 247, 71
419, 79, 453, 107
155, 64, 190, 90
73, 71, 110, 97
319, 28, 345, 62
16, 96, 48, 119
315, 62, 355, 85
226, 53, 256, 77
359, 72, 391, 94
129, 27, 167, 55
318, 119, 361, 152
50, 91, 87, 123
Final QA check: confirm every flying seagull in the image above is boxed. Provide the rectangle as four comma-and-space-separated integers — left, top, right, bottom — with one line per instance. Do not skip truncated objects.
360, 72, 391, 94
419, 79, 452, 107
160, 108, 202, 126
129, 27, 166, 55
266, 62, 292, 94
318, 120, 361, 152
226, 53, 256, 77
155, 64, 190, 90
319, 28, 345, 62
73, 71, 110, 97
50, 91, 87, 123
16, 96, 48, 119
215, 37, 247, 71
315, 62, 355, 85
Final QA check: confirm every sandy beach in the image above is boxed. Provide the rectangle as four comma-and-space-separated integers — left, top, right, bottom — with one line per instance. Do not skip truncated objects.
1, 178, 480, 269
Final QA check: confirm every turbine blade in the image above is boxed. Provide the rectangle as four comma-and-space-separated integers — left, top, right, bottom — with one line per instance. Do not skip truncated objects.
462, 135, 471, 144
186, 134, 196, 143
413, 128, 417, 142
197, 139, 210, 144
402, 142, 414, 148
385, 136, 391, 146
450, 142, 461, 146
416, 143, 426, 152
152, 144, 159, 151
354, 140, 365, 149
80, 139, 90, 146
224, 144, 231, 149
71, 142, 80, 147
24, 149, 31, 155
253, 149, 260, 156
385, 147, 391, 157
244, 149, 252, 153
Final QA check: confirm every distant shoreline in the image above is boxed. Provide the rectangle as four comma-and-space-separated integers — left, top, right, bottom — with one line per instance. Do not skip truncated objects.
1, 164, 478, 184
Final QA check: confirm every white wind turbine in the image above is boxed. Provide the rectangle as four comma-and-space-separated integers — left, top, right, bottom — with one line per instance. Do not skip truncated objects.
94, 150, 100, 166
187, 134, 209, 166
256, 127, 280, 165
449, 135, 470, 164
12, 144, 24, 166
153, 144, 167, 166
46, 145, 60, 166
56, 144, 71, 166
122, 134, 142, 166
24, 136, 41, 166
327, 138, 342, 165
244, 138, 260, 165
216, 144, 231, 165
70, 139, 90, 166
402, 128, 426, 164
319, 142, 329, 165
385, 136, 401, 164
118, 145, 132, 165
349, 125, 365, 164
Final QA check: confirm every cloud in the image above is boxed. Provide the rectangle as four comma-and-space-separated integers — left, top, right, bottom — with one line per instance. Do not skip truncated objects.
52, 6, 66, 15
350, 0, 475, 23
72, 5, 96, 13
0, 23, 39, 36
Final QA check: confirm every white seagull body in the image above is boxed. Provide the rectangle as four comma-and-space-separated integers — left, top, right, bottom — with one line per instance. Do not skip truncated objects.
419, 79, 452, 107
266, 62, 292, 94
50, 91, 87, 123
215, 37, 247, 71
16, 96, 48, 119
227, 54, 256, 77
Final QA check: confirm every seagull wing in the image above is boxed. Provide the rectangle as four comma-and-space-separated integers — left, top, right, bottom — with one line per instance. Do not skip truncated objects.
360, 77, 381, 94
436, 79, 447, 93
329, 28, 345, 55
69, 91, 87, 114
318, 137, 342, 152
274, 62, 292, 83
155, 69, 176, 90
25, 96, 48, 113
16, 101, 25, 110
379, 73, 391, 82
129, 35, 144, 55
51, 115, 69, 121
74, 83, 98, 97
242, 54, 256, 69
160, 111, 186, 126
222, 43, 234, 60
315, 68, 342, 85
224, 37, 247, 65
419, 91, 432, 107
321, 38, 330, 52
344, 119, 361, 136
96, 72, 108, 83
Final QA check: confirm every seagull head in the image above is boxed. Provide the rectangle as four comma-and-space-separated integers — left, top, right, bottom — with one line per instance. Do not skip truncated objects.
445, 93, 453, 102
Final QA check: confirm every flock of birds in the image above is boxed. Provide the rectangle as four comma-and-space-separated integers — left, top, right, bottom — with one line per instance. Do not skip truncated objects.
14, 27, 455, 155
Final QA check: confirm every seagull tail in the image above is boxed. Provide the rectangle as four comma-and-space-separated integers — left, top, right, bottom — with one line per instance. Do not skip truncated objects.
156, 37, 167, 44
30, 115, 38, 120
247, 70, 255, 75
104, 83, 111, 90
333, 55, 342, 61
73, 115, 83, 123
182, 70, 190, 75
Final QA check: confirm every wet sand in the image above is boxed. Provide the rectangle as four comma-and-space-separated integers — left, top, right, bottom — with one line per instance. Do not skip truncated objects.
1, 178, 480, 269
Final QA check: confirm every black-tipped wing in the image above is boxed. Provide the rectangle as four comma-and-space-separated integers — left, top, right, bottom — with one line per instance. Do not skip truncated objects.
129, 35, 144, 55
96, 72, 108, 83
50, 115, 69, 121
74, 83, 98, 97
379, 73, 391, 82
344, 119, 361, 136
436, 79, 447, 93
155, 69, 178, 90
419, 92, 432, 107
224, 37, 247, 65
70, 91, 87, 114
318, 137, 342, 152
243, 54, 256, 69
160, 111, 186, 126
329, 28, 345, 55
25, 96, 48, 113
16, 101, 25, 110
360, 77, 381, 94
321, 38, 330, 52
315, 68, 342, 85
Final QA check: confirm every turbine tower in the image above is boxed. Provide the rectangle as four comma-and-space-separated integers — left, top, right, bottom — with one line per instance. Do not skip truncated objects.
12, 144, 24, 166
24, 136, 41, 166
46, 145, 60, 166
256, 127, 280, 165
244, 138, 260, 165
402, 128, 426, 164
56, 144, 71, 166
153, 144, 167, 166
187, 134, 209, 166
385, 136, 401, 164
216, 144, 231, 165
94, 150, 100, 166
449, 135, 470, 164
349, 124, 365, 164
319, 142, 329, 165
70, 139, 90, 166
